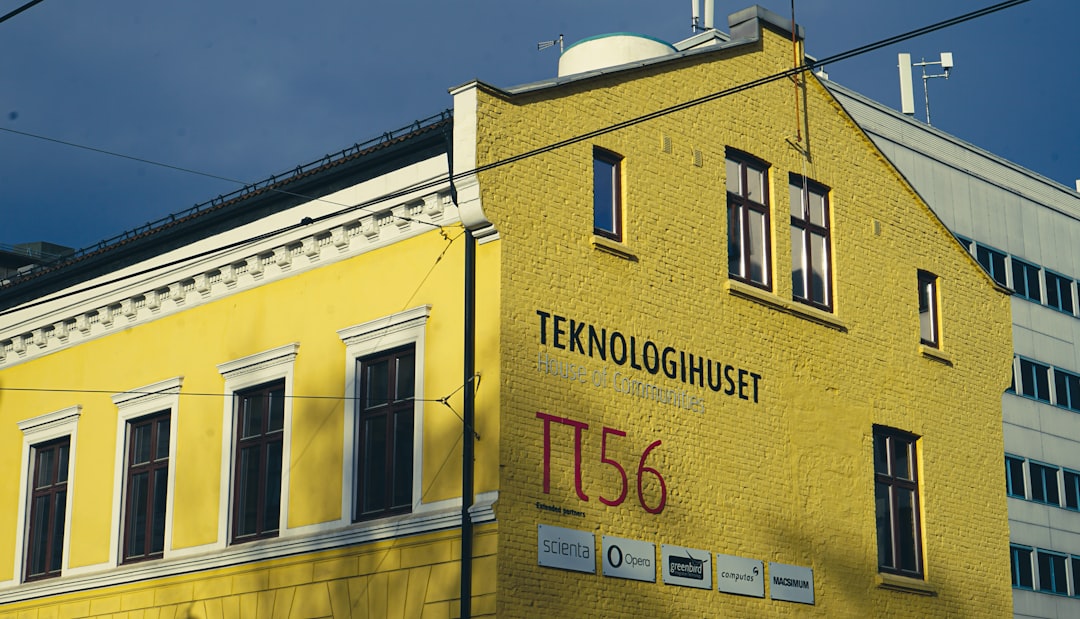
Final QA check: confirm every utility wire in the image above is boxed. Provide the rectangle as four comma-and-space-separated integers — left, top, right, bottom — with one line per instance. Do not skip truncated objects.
0, 0, 1029, 320
0, 0, 45, 25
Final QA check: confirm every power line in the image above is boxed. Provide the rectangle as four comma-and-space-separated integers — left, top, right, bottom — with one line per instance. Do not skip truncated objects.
0, 0, 1030, 320
0, 0, 45, 25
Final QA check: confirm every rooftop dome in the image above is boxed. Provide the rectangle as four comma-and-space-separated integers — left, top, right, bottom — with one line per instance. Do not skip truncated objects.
558, 33, 677, 77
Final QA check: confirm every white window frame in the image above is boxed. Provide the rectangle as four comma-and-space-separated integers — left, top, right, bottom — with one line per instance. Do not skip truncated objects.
12, 406, 80, 583
338, 305, 430, 524
215, 343, 299, 548
108, 377, 182, 567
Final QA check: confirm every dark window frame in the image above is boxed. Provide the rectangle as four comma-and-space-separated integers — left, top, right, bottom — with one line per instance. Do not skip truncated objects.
230, 380, 285, 543
874, 426, 924, 579
918, 270, 939, 347
1012, 257, 1043, 303
1006, 455, 1026, 499
1017, 357, 1052, 403
1064, 469, 1080, 511
975, 243, 1009, 287
1029, 460, 1060, 506
122, 411, 170, 564
1037, 550, 1069, 595
24, 437, 70, 582
355, 344, 416, 521
1011, 545, 1034, 589
789, 174, 832, 311
592, 147, 623, 242
1053, 367, 1080, 412
1045, 270, 1075, 315
726, 150, 772, 290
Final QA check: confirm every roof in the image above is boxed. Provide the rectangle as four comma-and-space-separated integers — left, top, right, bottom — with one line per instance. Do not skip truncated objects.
0, 111, 453, 312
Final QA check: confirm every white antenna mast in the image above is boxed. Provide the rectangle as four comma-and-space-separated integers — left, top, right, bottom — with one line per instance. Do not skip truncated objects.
898, 52, 954, 125
692, 0, 700, 32
537, 34, 564, 55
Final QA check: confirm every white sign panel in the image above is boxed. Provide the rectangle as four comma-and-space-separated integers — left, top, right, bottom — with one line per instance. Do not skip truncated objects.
602, 536, 656, 582
537, 524, 595, 573
661, 544, 711, 589
715, 553, 764, 598
769, 562, 814, 604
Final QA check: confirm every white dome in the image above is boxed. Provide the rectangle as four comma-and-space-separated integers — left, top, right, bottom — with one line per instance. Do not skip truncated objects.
558, 33, 677, 77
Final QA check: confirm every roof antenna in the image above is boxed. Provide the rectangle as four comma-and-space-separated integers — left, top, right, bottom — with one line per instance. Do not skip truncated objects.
691, 0, 700, 32
898, 52, 954, 125
537, 34, 564, 55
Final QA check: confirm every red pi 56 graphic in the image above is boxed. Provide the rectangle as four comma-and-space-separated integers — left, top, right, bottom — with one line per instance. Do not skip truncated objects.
536, 411, 667, 514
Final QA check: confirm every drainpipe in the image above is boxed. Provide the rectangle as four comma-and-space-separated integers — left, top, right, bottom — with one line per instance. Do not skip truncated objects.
461, 227, 476, 618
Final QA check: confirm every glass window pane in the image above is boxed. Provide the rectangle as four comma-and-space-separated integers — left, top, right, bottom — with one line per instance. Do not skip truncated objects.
36, 449, 54, 488
396, 353, 415, 402
28, 495, 50, 575
593, 157, 616, 235
1016, 548, 1033, 588
128, 472, 148, 557
725, 159, 740, 194
50, 490, 66, 572
875, 483, 892, 569
892, 439, 912, 481
56, 444, 68, 483
746, 167, 764, 203
748, 209, 766, 284
874, 434, 888, 475
268, 388, 285, 433
1065, 471, 1080, 510
728, 202, 743, 277
156, 418, 170, 459
896, 489, 918, 572
365, 360, 390, 410
789, 182, 802, 219
809, 190, 826, 226
236, 446, 261, 537
791, 225, 805, 299
264, 440, 282, 533
240, 398, 263, 439
362, 415, 388, 514
810, 232, 828, 304
392, 410, 414, 509
132, 423, 152, 465
151, 468, 168, 554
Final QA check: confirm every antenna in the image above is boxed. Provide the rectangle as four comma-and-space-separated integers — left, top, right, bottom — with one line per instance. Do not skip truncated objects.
537, 34, 564, 55
704, 0, 714, 30
692, 0, 700, 32
898, 51, 954, 125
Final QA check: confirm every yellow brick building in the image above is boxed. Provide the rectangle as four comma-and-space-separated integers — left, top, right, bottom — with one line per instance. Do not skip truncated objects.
0, 5, 1012, 618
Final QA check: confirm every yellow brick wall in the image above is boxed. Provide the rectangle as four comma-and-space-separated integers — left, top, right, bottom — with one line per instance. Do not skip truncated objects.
0, 525, 497, 619
475, 27, 1013, 618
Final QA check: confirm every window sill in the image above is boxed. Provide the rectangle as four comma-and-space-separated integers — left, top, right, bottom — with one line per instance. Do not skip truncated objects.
877, 572, 937, 596
591, 236, 637, 261
725, 280, 847, 332
918, 344, 953, 366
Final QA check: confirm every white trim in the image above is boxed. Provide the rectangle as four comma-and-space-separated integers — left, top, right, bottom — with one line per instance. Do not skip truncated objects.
217, 344, 299, 549
10, 406, 80, 585
0, 490, 497, 604
108, 377, 183, 568
338, 306, 431, 525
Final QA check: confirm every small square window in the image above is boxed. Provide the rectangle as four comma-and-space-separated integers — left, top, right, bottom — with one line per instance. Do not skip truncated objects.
1029, 461, 1060, 506
593, 148, 623, 241
918, 270, 939, 348
1012, 258, 1042, 303
975, 244, 1008, 287
1045, 271, 1075, 315
1053, 368, 1080, 411
1037, 550, 1068, 594
1017, 358, 1051, 403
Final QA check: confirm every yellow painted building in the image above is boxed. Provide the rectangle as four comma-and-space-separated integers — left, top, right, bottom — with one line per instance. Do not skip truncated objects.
1, 5, 1013, 618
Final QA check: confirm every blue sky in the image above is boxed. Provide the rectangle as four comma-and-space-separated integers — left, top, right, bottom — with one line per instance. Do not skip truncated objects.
1, 0, 1075, 251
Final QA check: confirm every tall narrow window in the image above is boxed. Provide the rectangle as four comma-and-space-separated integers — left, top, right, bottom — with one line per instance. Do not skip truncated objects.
123, 412, 170, 563
1005, 455, 1026, 499
1064, 470, 1080, 511
874, 426, 923, 578
918, 270, 939, 347
232, 380, 284, 542
726, 151, 771, 289
356, 345, 415, 520
25, 437, 70, 581
789, 175, 831, 310
593, 147, 623, 241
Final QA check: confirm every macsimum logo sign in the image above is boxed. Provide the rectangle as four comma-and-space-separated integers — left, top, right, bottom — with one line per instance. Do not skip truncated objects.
661, 544, 712, 589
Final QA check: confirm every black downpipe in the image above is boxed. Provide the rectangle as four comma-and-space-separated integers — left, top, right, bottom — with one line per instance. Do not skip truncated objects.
461, 228, 476, 618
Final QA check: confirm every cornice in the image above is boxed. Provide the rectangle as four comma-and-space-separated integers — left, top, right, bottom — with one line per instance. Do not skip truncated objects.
0, 190, 456, 369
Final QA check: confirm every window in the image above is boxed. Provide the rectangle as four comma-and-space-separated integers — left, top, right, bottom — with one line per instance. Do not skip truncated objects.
25, 438, 70, 581
1037, 550, 1068, 594
789, 174, 831, 310
1012, 258, 1042, 303
1029, 461, 1060, 506
1006, 455, 1026, 499
122, 412, 170, 563
1054, 368, 1080, 411
1045, 271, 1075, 315
975, 244, 1008, 287
874, 426, 922, 578
726, 151, 771, 289
1064, 470, 1080, 511
231, 380, 285, 542
1072, 556, 1080, 596
917, 271, 939, 347
356, 345, 415, 520
339, 306, 428, 524
1017, 358, 1051, 403
1011, 545, 1033, 589
593, 147, 623, 241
